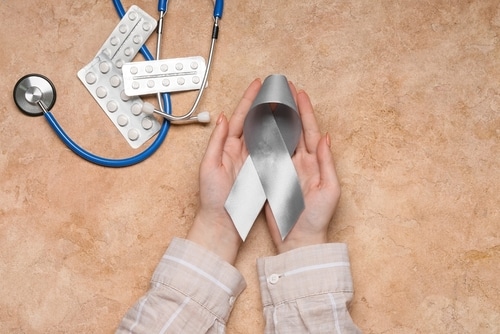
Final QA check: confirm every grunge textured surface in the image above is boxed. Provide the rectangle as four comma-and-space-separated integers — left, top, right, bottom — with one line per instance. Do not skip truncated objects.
0, 1, 498, 333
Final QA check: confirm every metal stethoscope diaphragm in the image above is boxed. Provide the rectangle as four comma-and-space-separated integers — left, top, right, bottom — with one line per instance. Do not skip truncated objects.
14, 74, 57, 117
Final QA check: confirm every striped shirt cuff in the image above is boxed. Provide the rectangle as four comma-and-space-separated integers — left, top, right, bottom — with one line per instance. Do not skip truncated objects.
257, 243, 353, 306
151, 238, 247, 322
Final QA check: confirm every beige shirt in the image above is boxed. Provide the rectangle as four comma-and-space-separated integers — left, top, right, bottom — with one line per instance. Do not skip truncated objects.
116, 238, 360, 333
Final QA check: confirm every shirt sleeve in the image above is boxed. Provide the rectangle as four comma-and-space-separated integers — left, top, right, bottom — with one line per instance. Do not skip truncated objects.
116, 237, 246, 334
257, 243, 361, 333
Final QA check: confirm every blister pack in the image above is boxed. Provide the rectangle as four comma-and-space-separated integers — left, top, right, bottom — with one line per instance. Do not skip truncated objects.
122, 56, 207, 96
77, 5, 160, 149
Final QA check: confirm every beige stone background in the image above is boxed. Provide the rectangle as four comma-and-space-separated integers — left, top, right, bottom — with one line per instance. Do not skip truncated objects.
1, 0, 499, 333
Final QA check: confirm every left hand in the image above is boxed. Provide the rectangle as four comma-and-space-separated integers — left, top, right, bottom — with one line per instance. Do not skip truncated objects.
187, 79, 262, 265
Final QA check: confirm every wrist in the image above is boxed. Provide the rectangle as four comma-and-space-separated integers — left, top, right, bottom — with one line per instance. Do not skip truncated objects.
187, 211, 242, 265
277, 234, 327, 254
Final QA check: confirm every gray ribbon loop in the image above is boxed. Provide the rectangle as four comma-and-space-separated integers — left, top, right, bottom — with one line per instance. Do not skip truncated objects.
225, 75, 305, 241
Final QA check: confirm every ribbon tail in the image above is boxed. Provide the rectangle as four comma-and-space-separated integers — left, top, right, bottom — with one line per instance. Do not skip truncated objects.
224, 157, 266, 241
264, 169, 304, 240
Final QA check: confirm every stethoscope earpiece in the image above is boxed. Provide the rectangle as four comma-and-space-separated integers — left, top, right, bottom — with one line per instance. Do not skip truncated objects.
13, 74, 57, 117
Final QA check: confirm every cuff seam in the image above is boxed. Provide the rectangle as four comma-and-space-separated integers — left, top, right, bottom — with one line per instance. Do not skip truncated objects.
261, 289, 354, 307
151, 280, 232, 323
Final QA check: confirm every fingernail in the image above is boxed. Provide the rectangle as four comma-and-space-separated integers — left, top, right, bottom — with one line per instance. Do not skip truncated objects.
216, 113, 224, 125
325, 133, 331, 147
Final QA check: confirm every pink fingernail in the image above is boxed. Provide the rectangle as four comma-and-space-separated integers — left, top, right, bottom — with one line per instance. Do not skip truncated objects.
216, 113, 224, 125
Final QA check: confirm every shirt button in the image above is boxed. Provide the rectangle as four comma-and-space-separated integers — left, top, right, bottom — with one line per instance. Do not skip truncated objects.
268, 274, 280, 285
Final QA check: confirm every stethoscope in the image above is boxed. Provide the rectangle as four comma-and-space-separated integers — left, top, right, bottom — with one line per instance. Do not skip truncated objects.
12, 0, 223, 168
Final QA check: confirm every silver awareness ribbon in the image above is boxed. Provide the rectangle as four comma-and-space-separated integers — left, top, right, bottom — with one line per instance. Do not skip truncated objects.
225, 75, 305, 241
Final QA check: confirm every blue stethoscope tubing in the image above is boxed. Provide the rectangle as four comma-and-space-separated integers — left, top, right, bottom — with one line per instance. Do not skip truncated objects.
41, 0, 223, 168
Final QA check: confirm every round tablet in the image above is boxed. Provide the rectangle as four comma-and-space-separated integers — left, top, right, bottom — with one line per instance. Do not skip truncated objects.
110, 75, 121, 88
85, 72, 97, 85
124, 47, 133, 57
120, 90, 130, 101
128, 129, 140, 141
117, 115, 129, 127
99, 61, 110, 74
133, 35, 142, 44
131, 103, 142, 115
142, 117, 154, 130
115, 59, 124, 69
128, 11, 138, 21
107, 101, 118, 113
96, 86, 107, 99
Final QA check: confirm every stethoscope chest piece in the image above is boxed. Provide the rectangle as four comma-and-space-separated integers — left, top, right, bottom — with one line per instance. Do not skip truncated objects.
13, 74, 56, 116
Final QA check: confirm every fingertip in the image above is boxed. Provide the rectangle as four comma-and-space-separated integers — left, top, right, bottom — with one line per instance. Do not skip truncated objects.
216, 112, 226, 125
317, 134, 339, 182
318, 134, 333, 158
250, 78, 262, 90
204, 113, 228, 166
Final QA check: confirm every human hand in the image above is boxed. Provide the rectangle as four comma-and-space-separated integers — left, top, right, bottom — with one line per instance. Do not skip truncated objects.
265, 87, 341, 254
187, 79, 262, 265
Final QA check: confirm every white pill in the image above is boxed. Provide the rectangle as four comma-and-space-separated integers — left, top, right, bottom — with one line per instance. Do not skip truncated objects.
115, 59, 124, 69
120, 90, 130, 102
162, 79, 170, 87
119, 24, 128, 34
132, 82, 140, 89
192, 76, 200, 84
145, 65, 153, 73
131, 103, 142, 115
99, 61, 111, 74
96, 86, 107, 98
124, 47, 133, 57
107, 101, 118, 113
85, 72, 97, 84
142, 117, 153, 130
147, 80, 155, 88
160, 64, 168, 72
110, 36, 119, 46
190, 61, 198, 69
175, 63, 183, 71
177, 77, 185, 85
128, 129, 140, 141
130, 66, 138, 75
110, 75, 121, 88
128, 11, 138, 21
117, 115, 129, 127
133, 35, 142, 44
143, 22, 152, 31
